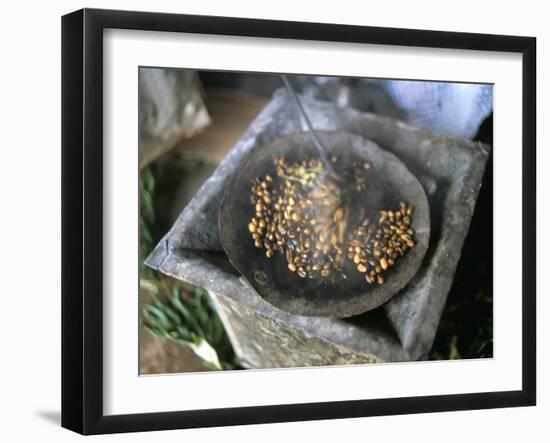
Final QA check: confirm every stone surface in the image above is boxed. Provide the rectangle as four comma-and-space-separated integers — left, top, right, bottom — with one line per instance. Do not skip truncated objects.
139, 68, 211, 168
211, 295, 383, 368
146, 89, 490, 365
139, 328, 208, 374
139, 287, 207, 374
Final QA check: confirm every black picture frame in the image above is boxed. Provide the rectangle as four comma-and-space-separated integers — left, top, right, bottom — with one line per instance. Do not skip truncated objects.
61, 8, 536, 435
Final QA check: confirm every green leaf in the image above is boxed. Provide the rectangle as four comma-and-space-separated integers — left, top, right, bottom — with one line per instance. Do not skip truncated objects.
449, 336, 462, 360
143, 305, 171, 329
140, 278, 159, 294
170, 293, 205, 336
189, 338, 222, 370
155, 300, 181, 324
176, 325, 191, 341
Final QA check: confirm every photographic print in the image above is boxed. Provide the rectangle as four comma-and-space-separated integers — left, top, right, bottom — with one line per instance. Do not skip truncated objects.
139, 69, 493, 374
62, 9, 536, 433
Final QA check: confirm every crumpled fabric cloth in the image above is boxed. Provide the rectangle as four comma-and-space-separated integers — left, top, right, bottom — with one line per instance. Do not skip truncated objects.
301, 77, 493, 139
382, 80, 493, 139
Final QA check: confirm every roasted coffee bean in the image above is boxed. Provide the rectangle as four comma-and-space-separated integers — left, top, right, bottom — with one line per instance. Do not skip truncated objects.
249, 156, 416, 286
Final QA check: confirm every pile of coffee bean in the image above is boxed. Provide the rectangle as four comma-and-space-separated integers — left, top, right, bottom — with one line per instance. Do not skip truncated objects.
248, 157, 415, 285
347, 202, 415, 285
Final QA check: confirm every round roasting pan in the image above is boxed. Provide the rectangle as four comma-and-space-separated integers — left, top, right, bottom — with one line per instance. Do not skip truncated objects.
219, 131, 430, 318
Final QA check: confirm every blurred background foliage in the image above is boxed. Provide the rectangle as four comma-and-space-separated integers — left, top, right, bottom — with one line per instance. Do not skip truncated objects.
140, 160, 240, 371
